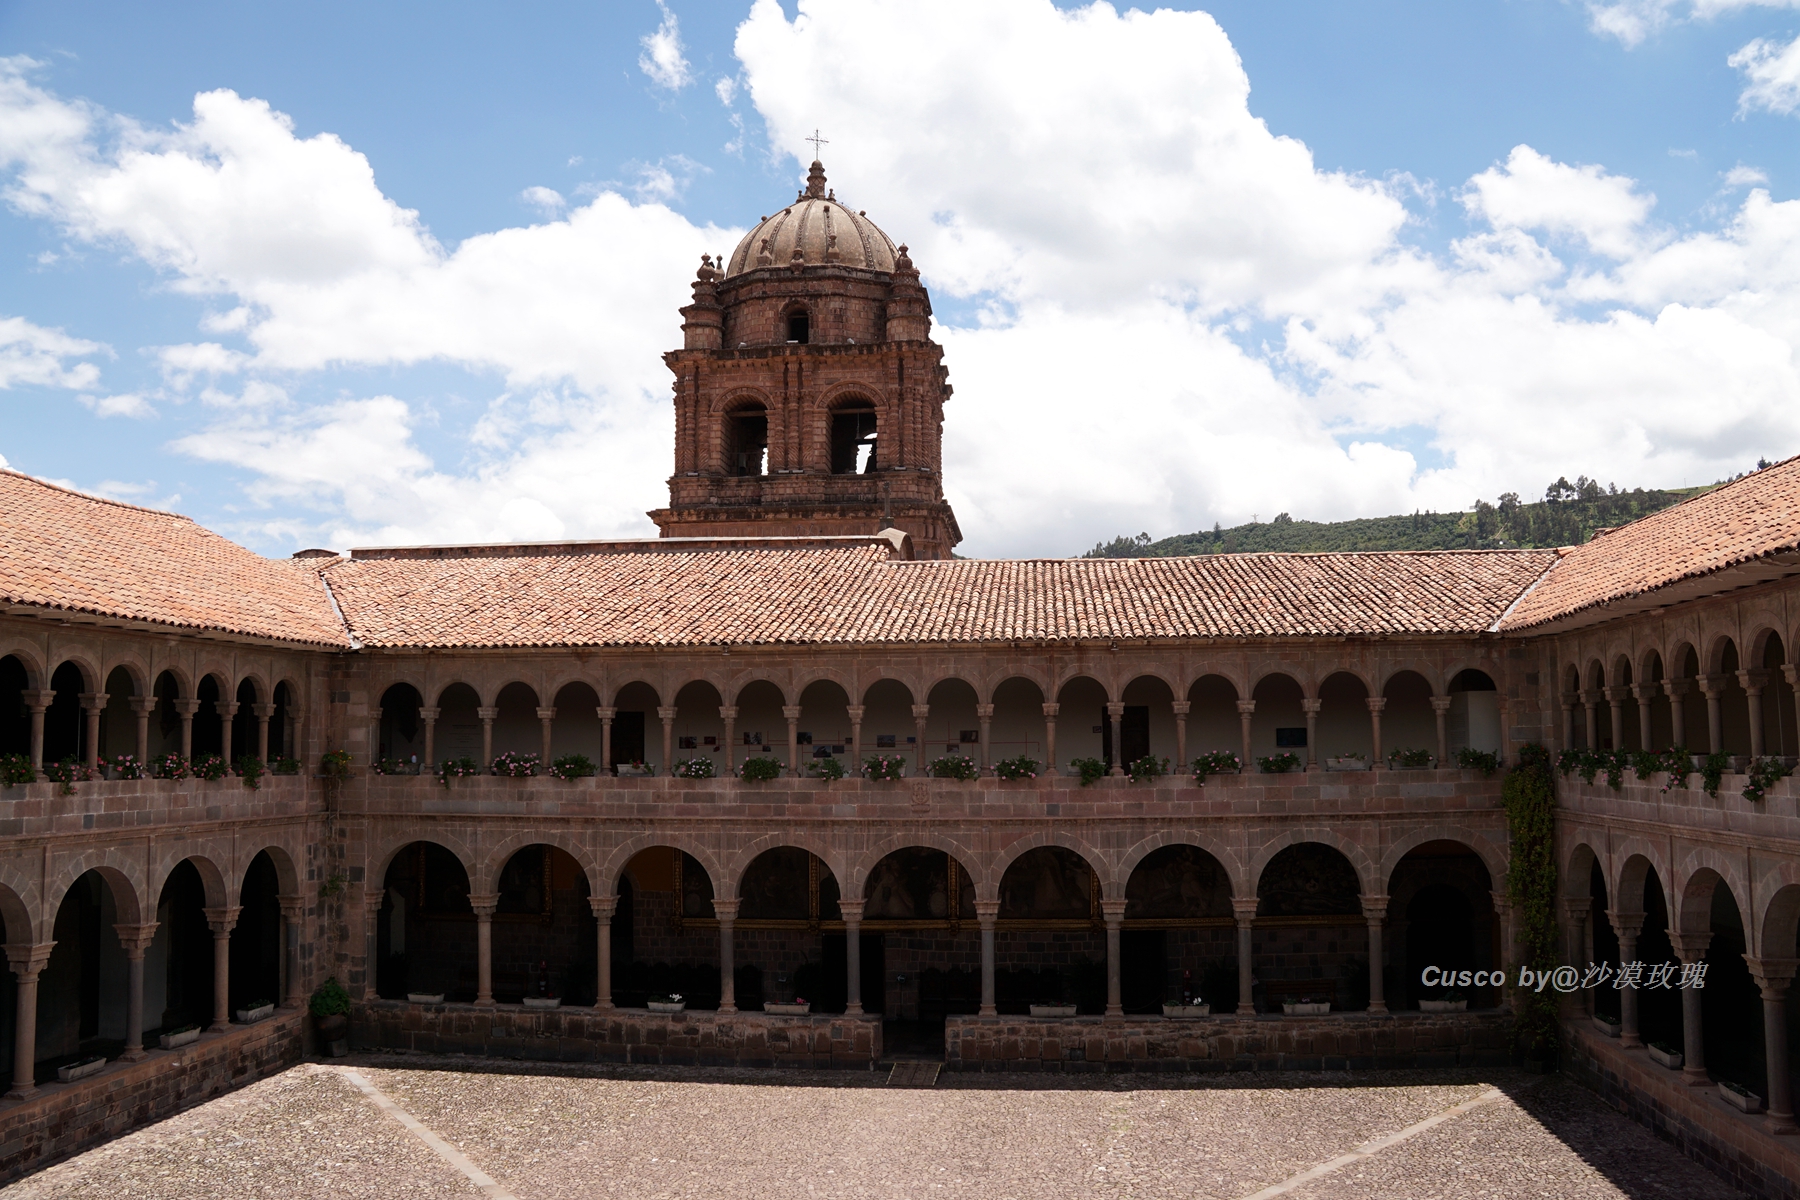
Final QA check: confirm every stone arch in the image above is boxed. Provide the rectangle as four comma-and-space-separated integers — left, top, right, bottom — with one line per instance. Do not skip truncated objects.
611, 679, 663, 707
1562, 840, 1601, 901
1378, 664, 1440, 696
153, 850, 229, 911
47, 652, 101, 693
1309, 666, 1373, 697
598, 834, 725, 898
45, 856, 143, 927
1756, 867, 1800, 961
369, 832, 479, 894
0, 640, 46, 689
1183, 667, 1248, 701
1379, 826, 1507, 890
1609, 652, 1635, 688
0, 879, 32, 943
992, 830, 1109, 892
1612, 845, 1668, 917
1051, 670, 1113, 701
1638, 646, 1666, 683
982, 668, 1051, 702
1117, 830, 1246, 898
848, 830, 987, 898
713, 384, 775, 416
431, 679, 483, 708
102, 653, 150, 698
235, 842, 302, 902
724, 830, 847, 897
1673, 851, 1750, 937
1703, 632, 1740, 676
476, 829, 600, 896
1250, 828, 1377, 898
720, 675, 782, 706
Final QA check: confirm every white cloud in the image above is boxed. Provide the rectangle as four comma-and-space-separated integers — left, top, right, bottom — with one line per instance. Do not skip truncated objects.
639, 1, 694, 91
1726, 163, 1771, 186
1462, 146, 1656, 259
631, 154, 707, 204
1731, 34, 1800, 115
1589, 0, 1800, 46
0, 313, 103, 389
158, 340, 248, 383
715, 76, 737, 106
520, 185, 566, 215
76, 391, 153, 418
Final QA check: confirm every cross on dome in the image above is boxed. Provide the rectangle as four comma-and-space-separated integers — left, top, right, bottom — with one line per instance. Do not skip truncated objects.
806, 129, 829, 158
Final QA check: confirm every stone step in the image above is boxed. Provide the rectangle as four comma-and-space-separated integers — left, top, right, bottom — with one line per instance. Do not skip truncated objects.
886, 1061, 941, 1088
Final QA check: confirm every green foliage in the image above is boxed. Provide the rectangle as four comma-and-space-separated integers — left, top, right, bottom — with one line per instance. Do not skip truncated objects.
994, 755, 1041, 781
669, 756, 713, 779
0, 753, 36, 787
194, 754, 230, 781
234, 756, 266, 788
309, 976, 351, 1017
1256, 752, 1302, 774
319, 749, 353, 781
41, 757, 82, 794
928, 754, 980, 780
1190, 750, 1241, 781
552, 753, 600, 779
1070, 757, 1107, 786
1504, 744, 1559, 1056
739, 755, 784, 782
271, 756, 302, 776
1387, 747, 1435, 769
1127, 754, 1169, 782
154, 752, 189, 780
1079, 475, 1717, 557
1700, 750, 1731, 798
436, 756, 480, 788
862, 754, 906, 781
1456, 748, 1500, 776
808, 756, 847, 780
1744, 756, 1791, 803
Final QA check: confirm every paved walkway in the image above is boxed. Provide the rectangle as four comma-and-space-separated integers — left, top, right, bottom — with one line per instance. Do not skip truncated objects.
3, 1059, 1746, 1199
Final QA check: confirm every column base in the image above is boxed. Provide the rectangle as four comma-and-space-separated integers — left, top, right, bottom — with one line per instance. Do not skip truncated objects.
1366, 1002, 1389, 1014
474, 998, 495, 1008
845, 1002, 863, 1015
209, 1021, 230, 1033
979, 1005, 996, 1017
1105, 1005, 1123, 1018
593, 1001, 615, 1011
719, 1003, 738, 1014
1619, 1034, 1643, 1049
1767, 1113, 1798, 1136
5, 1084, 38, 1101
1682, 1067, 1713, 1087
119, 1047, 150, 1063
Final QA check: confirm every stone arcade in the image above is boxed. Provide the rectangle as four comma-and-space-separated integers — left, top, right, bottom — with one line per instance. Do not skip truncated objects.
1, 161, 1799, 1195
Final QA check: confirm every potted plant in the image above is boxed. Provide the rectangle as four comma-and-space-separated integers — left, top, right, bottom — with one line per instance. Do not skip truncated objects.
234, 998, 275, 1024
406, 992, 445, 1004
158, 1023, 201, 1050
1190, 751, 1241, 782
1719, 1080, 1763, 1113
192, 753, 230, 781
764, 998, 812, 1014
436, 756, 480, 788
311, 977, 351, 1055
738, 756, 783, 782
648, 993, 686, 1013
0, 753, 36, 787
108, 753, 146, 780
1070, 757, 1107, 786
671, 756, 715, 779
1419, 991, 1467, 1012
1283, 996, 1330, 1015
491, 751, 540, 778
1455, 748, 1501, 776
863, 754, 906, 781
1029, 1003, 1078, 1017
616, 760, 655, 778
1256, 752, 1302, 774
1325, 752, 1367, 772
271, 756, 302, 776
1648, 1041, 1683, 1069
550, 753, 597, 780
1127, 754, 1168, 783
1387, 748, 1435, 770
928, 754, 979, 780
808, 756, 847, 780
994, 755, 1040, 781
1592, 1011, 1621, 1037
234, 756, 266, 789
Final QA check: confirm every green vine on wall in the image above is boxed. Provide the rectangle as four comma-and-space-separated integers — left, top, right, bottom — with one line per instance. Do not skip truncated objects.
1504, 743, 1559, 1057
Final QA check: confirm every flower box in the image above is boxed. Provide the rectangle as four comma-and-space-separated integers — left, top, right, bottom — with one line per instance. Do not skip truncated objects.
522, 996, 561, 1009
1418, 999, 1467, 1012
1029, 1004, 1078, 1017
56, 1056, 107, 1083
1593, 1013, 1621, 1037
647, 1000, 686, 1013
234, 1002, 275, 1024
159, 1027, 201, 1049
1162, 1003, 1210, 1017
1324, 757, 1367, 772
763, 1002, 811, 1015
1283, 1001, 1331, 1015
615, 764, 654, 778
406, 992, 445, 1004
1648, 1043, 1683, 1069
1719, 1081, 1763, 1113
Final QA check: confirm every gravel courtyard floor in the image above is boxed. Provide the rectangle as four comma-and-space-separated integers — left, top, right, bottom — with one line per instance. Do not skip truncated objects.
2, 1057, 1747, 1199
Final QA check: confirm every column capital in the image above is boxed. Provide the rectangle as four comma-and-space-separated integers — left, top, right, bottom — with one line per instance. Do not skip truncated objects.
113, 921, 160, 955
1100, 898, 1128, 923
1745, 956, 1799, 992
1561, 897, 1592, 922
1429, 695, 1453, 713
596, 706, 617, 720
418, 706, 440, 721
1365, 696, 1388, 713
128, 695, 157, 715
1606, 908, 1645, 940
475, 706, 499, 721
588, 895, 618, 920
3, 941, 55, 975
1663, 678, 1693, 698
1579, 688, 1602, 706
837, 897, 866, 922
22, 688, 56, 711
203, 905, 242, 935
781, 706, 802, 720
1668, 931, 1711, 963
1170, 700, 1191, 716
172, 698, 202, 717
845, 705, 865, 720
251, 702, 276, 719
1602, 685, 1630, 704
1737, 668, 1770, 695
1784, 663, 1798, 688
216, 700, 239, 719
539, 706, 560, 721
1488, 888, 1512, 914
975, 703, 995, 719
711, 897, 741, 922
468, 892, 500, 917
1301, 697, 1323, 715
1232, 897, 1260, 921
1359, 893, 1390, 921
911, 704, 930, 718
78, 691, 110, 712
278, 895, 305, 921
362, 889, 386, 917
1695, 673, 1728, 698
1236, 700, 1256, 715
1631, 684, 1658, 702
972, 899, 1001, 924
1041, 702, 1061, 718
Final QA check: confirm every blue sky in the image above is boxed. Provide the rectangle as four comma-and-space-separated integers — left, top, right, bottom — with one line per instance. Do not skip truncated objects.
2, 0, 1799, 557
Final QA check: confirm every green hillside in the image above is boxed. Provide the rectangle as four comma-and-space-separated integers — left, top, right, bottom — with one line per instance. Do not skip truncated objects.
1079, 472, 1748, 559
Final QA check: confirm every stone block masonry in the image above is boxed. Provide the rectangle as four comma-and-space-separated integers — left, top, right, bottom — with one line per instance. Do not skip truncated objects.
0, 1010, 305, 1186
944, 1010, 1514, 1072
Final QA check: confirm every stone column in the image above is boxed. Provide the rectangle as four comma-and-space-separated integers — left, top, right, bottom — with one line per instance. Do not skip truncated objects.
4, 943, 53, 1098
1361, 894, 1389, 1013
420, 706, 440, 769
1698, 675, 1725, 754
976, 900, 1000, 1016
130, 695, 154, 765
1561, 898, 1591, 1016
782, 705, 802, 776
540, 706, 559, 766
1102, 898, 1127, 1016
1171, 700, 1190, 773
470, 894, 499, 1005
253, 703, 274, 762
976, 704, 994, 774
658, 705, 679, 773
1745, 956, 1798, 1134
1042, 703, 1059, 776
589, 896, 616, 1009
1301, 698, 1321, 769
79, 692, 107, 768
718, 705, 736, 774
1105, 701, 1126, 775
114, 922, 159, 1061
204, 906, 241, 1031
1236, 700, 1255, 768
1631, 685, 1656, 751
1430, 695, 1452, 768
1366, 696, 1387, 768
477, 706, 498, 769
840, 898, 865, 1014
24, 689, 53, 768
279, 896, 304, 1008
1740, 670, 1769, 760
1234, 898, 1258, 1013
846, 705, 864, 770
363, 704, 379, 768
1669, 931, 1711, 1087
911, 704, 929, 775
1581, 690, 1600, 750
361, 890, 384, 1002
714, 898, 739, 1013
1665, 679, 1691, 748
1561, 698, 1577, 754
598, 706, 616, 772
1608, 910, 1644, 1047
1604, 686, 1628, 753
174, 697, 200, 761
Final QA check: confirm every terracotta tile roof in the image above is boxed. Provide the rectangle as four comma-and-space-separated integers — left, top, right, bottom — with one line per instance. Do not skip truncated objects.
1499, 455, 1800, 631
321, 545, 1557, 648
0, 470, 351, 646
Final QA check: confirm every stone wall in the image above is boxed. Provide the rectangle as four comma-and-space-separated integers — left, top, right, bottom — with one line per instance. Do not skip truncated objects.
0, 1011, 306, 1186
944, 1010, 1514, 1072
355, 1000, 881, 1068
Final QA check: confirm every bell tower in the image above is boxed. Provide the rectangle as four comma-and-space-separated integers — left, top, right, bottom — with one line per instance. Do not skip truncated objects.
649, 160, 962, 559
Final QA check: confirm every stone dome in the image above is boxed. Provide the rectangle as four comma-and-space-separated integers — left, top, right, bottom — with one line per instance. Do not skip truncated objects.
723, 161, 899, 278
